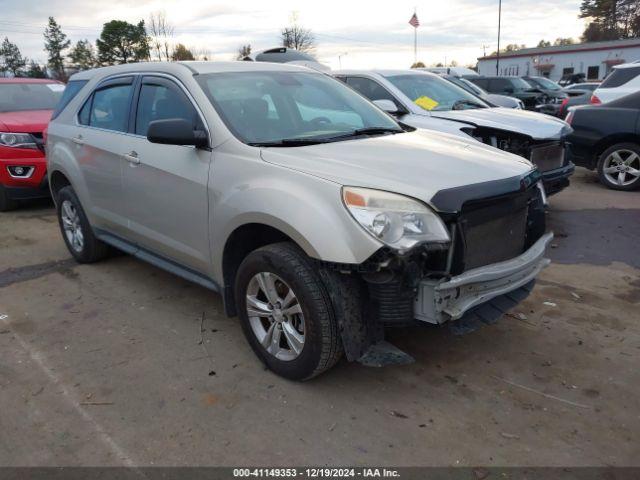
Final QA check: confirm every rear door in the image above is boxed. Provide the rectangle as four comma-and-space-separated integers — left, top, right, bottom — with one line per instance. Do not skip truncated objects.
122, 75, 212, 274
73, 76, 135, 236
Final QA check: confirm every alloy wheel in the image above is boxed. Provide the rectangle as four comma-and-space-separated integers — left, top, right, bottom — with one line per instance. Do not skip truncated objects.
602, 149, 640, 187
246, 272, 305, 361
61, 200, 84, 253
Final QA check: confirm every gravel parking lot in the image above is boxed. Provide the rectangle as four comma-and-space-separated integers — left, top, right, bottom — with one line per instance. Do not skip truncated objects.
1, 167, 639, 467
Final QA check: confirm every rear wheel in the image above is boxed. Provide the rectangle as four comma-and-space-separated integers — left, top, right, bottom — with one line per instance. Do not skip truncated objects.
0, 185, 18, 212
235, 242, 342, 380
56, 186, 110, 263
597, 143, 640, 191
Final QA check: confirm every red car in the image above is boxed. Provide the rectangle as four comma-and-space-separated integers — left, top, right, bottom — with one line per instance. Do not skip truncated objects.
0, 78, 65, 211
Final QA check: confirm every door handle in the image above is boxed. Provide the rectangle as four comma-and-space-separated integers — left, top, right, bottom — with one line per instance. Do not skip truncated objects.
71, 135, 84, 146
123, 151, 140, 165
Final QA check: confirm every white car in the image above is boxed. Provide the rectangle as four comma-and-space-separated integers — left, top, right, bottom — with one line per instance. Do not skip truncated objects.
592, 62, 640, 104
334, 69, 574, 195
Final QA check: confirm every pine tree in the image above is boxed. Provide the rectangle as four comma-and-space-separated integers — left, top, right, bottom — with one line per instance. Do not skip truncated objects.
69, 40, 96, 70
44, 17, 70, 80
0, 37, 26, 76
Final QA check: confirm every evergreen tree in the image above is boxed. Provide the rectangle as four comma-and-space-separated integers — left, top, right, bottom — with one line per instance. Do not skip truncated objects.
44, 17, 70, 80
0, 37, 26, 76
69, 39, 96, 70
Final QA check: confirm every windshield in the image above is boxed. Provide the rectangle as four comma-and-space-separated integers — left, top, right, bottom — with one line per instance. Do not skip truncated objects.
528, 77, 562, 91
0, 82, 65, 113
196, 71, 402, 145
385, 73, 488, 111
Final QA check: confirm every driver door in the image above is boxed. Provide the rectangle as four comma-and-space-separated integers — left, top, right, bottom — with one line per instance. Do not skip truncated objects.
122, 75, 212, 274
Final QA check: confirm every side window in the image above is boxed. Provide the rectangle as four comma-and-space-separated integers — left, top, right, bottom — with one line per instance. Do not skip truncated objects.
89, 84, 133, 132
78, 97, 92, 126
600, 66, 640, 89
489, 78, 510, 92
346, 77, 397, 105
135, 80, 199, 136
471, 78, 489, 90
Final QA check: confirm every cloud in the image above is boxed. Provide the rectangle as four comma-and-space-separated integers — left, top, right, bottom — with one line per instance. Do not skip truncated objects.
1, 0, 585, 68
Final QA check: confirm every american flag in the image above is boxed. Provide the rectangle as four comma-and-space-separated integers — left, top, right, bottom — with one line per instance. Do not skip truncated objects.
409, 13, 420, 28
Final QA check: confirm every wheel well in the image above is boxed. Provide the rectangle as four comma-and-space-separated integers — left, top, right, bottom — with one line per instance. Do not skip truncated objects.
222, 223, 294, 317
593, 135, 640, 166
49, 170, 71, 202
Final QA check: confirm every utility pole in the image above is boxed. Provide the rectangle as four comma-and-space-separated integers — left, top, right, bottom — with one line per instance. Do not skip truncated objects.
338, 52, 348, 69
482, 44, 489, 57
496, 0, 502, 75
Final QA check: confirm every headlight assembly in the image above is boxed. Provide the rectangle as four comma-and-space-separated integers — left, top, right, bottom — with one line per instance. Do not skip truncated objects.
342, 187, 450, 253
0, 132, 37, 150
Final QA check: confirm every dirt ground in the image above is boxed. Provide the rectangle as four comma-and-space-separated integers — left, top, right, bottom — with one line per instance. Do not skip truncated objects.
1, 167, 639, 467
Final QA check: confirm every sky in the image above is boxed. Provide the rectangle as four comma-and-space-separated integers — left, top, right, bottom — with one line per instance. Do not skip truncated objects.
0, 0, 586, 69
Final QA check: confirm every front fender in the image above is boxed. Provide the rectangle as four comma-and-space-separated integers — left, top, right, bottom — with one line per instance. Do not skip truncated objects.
209, 153, 383, 284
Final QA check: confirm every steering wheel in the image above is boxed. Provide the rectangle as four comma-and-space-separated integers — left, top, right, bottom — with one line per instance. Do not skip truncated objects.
310, 117, 332, 128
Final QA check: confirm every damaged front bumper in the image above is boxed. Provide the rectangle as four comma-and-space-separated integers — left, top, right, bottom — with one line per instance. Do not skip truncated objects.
414, 232, 553, 324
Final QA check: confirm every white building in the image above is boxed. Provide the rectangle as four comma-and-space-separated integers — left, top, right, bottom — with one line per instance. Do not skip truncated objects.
477, 38, 640, 82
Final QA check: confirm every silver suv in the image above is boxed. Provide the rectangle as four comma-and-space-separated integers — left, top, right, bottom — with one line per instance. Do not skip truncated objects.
47, 62, 552, 380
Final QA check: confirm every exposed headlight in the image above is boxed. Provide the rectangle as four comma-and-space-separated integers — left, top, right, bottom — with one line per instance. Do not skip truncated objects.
342, 187, 450, 252
0, 132, 37, 150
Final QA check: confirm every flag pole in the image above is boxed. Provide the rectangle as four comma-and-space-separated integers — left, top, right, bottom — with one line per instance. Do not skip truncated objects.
414, 7, 417, 64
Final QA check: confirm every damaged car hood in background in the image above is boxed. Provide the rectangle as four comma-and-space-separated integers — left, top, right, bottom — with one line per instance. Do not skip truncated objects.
260, 129, 534, 211
427, 107, 572, 140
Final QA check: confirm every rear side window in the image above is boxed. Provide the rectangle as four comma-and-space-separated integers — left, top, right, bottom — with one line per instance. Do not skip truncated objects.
600, 66, 640, 88
51, 80, 87, 120
470, 78, 489, 90
82, 83, 133, 132
135, 81, 199, 136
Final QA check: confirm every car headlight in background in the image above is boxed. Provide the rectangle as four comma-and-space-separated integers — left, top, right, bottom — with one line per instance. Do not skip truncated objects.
342, 187, 450, 252
0, 132, 38, 150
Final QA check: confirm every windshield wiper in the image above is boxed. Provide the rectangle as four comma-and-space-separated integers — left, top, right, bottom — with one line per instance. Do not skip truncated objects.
248, 137, 333, 147
452, 100, 485, 110
249, 127, 403, 147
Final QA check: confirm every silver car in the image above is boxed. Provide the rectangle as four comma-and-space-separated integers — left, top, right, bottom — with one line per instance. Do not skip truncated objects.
47, 62, 552, 380
333, 69, 575, 195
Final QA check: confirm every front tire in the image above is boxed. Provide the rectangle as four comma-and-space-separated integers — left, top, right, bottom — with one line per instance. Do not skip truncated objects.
597, 143, 640, 191
56, 186, 110, 263
235, 243, 342, 380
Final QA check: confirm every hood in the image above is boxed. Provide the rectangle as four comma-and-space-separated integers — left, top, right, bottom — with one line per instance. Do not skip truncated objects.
0, 110, 52, 133
260, 129, 534, 212
429, 107, 570, 140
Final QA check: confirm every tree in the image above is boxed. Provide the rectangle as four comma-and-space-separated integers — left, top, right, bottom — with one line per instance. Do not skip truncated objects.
554, 37, 576, 46
68, 39, 96, 70
97, 20, 150, 65
171, 44, 195, 61
237, 44, 252, 60
281, 12, 315, 53
410, 61, 425, 68
537, 39, 552, 47
0, 37, 26, 76
44, 17, 70, 81
580, 0, 640, 41
24, 60, 47, 78
148, 10, 174, 61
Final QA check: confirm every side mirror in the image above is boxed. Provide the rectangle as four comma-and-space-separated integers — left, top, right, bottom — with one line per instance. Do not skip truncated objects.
147, 118, 209, 149
373, 99, 399, 114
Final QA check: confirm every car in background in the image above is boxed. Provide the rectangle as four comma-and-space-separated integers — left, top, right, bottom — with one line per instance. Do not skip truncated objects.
334, 70, 574, 195
591, 62, 640, 104
522, 76, 568, 115
566, 91, 640, 191
557, 83, 600, 118
243, 47, 331, 72
466, 76, 547, 110
558, 72, 586, 87
418, 66, 479, 77
442, 75, 524, 109
47, 61, 553, 379
0, 78, 65, 211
